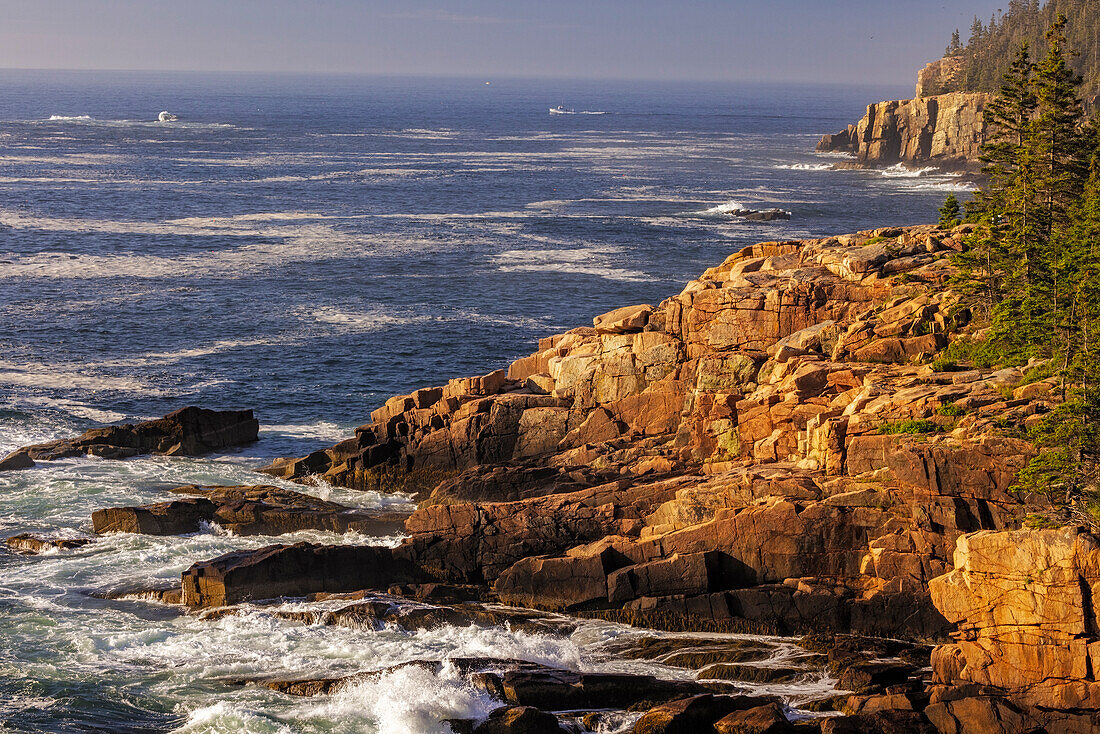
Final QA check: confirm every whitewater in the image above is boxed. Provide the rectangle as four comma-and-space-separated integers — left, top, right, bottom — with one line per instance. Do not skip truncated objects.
0, 71, 963, 733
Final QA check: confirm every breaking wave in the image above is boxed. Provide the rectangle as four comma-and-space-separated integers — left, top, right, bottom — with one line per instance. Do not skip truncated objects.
696, 200, 746, 215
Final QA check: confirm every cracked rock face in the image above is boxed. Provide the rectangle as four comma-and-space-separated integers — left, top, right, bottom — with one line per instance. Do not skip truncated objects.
929, 528, 1100, 715
816, 92, 990, 170
161, 224, 1098, 729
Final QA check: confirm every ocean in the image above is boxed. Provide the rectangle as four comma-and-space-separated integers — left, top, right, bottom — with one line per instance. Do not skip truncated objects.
0, 70, 969, 733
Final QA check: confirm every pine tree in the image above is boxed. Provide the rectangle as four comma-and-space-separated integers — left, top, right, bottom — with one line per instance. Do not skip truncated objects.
1032, 16, 1091, 238
947, 29, 963, 57
939, 194, 962, 228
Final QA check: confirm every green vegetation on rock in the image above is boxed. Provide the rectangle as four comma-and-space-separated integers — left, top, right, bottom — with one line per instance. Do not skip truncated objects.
952, 14, 1100, 524
932, 0, 1100, 102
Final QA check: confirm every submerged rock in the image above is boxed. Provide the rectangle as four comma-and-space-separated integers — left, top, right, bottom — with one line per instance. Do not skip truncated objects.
5, 533, 93, 554
91, 583, 182, 605
1, 407, 259, 470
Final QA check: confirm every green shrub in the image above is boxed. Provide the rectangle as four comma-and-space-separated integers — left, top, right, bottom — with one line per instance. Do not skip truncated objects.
877, 419, 941, 435
940, 337, 1020, 370
1021, 359, 1058, 385
936, 403, 966, 416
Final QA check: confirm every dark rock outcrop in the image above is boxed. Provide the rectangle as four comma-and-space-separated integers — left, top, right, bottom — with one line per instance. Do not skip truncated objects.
6, 534, 93, 554
181, 542, 424, 608
92, 485, 408, 537
1, 407, 258, 470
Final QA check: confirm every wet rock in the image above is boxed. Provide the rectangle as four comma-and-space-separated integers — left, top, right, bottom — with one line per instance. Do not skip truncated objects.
0, 407, 259, 470
472, 706, 564, 734
604, 636, 778, 668
5, 533, 93, 554
713, 703, 793, 734
697, 663, 815, 684
93, 498, 219, 536
475, 666, 711, 711
820, 710, 937, 733
0, 452, 35, 470
92, 485, 409, 537
735, 209, 792, 222
181, 542, 424, 608
92, 584, 182, 605
836, 661, 915, 694
631, 694, 775, 734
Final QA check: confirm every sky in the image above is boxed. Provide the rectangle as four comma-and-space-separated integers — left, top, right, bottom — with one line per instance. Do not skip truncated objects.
0, 1, 1007, 85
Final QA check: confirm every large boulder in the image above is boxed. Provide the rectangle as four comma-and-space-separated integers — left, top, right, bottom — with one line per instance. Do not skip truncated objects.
92, 485, 408, 537
181, 542, 424, 608
0, 407, 258, 470
928, 528, 1100, 713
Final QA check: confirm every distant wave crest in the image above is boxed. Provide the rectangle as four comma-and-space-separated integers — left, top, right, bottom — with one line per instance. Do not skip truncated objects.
696, 200, 746, 215
775, 163, 831, 171
48, 115, 92, 121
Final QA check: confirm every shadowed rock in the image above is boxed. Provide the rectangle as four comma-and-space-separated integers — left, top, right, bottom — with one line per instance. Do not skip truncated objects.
181, 542, 424, 608
92, 484, 409, 537
5, 534, 93, 554
1, 407, 259, 470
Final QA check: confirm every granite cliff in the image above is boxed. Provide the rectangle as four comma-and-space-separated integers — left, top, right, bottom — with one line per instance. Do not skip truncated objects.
817, 92, 989, 172
14, 226, 1097, 731
817, 54, 989, 171
201, 224, 1091, 730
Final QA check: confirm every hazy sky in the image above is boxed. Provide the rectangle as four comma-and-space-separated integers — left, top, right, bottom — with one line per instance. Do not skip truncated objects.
1, 1, 1005, 84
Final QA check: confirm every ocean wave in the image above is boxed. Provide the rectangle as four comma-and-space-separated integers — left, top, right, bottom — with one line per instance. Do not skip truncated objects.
0, 359, 165, 395
491, 247, 647, 282
774, 163, 831, 171
880, 163, 939, 178
48, 115, 92, 121
261, 421, 351, 442
905, 181, 977, 193
304, 663, 498, 734
695, 199, 746, 215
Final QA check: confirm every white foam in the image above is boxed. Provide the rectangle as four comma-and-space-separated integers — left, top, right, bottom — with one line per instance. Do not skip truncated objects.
695, 200, 746, 215
0, 359, 163, 394
261, 422, 351, 442
880, 164, 938, 178
48, 115, 92, 121
774, 163, 831, 171
306, 663, 498, 734
172, 701, 295, 734
491, 248, 647, 282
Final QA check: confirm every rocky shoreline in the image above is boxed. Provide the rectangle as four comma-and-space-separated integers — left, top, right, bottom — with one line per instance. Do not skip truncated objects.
7, 225, 1100, 732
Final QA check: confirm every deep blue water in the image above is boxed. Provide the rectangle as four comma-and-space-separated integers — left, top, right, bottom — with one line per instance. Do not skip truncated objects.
0, 71, 965, 433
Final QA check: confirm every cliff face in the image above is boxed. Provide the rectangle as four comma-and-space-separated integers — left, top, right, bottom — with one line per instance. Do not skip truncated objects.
817, 92, 990, 171
928, 528, 1100, 731
171, 225, 1099, 730
254, 225, 1050, 641
915, 56, 964, 98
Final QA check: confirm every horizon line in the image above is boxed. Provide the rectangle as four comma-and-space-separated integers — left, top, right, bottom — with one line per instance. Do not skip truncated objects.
0, 66, 917, 89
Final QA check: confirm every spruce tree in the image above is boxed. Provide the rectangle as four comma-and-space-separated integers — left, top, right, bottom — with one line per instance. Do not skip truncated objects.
939, 194, 962, 228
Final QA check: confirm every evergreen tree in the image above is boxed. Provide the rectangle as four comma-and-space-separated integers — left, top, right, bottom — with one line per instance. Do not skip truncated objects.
1032, 16, 1091, 238
954, 15, 1100, 524
933, 0, 1100, 103
939, 194, 962, 228
947, 29, 963, 57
